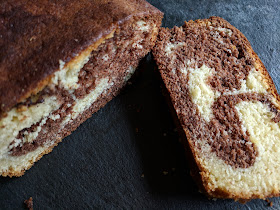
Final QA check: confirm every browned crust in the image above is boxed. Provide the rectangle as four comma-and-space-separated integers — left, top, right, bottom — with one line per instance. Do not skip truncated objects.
153, 16, 280, 200
12, 29, 117, 113
0, 0, 163, 115
1, 6, 163, 177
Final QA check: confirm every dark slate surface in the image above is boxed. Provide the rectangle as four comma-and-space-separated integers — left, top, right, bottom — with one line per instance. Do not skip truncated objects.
1, 0, 280, 209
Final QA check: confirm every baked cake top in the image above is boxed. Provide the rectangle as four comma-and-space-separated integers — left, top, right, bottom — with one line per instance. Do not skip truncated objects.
0, 0, 163, 114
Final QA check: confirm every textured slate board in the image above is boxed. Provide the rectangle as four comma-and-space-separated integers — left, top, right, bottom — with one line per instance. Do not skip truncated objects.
1, 0, 280, 209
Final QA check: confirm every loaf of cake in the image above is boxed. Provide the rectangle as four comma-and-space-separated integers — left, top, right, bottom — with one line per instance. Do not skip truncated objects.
153, 17, 280, 200
0, 0, 163, 177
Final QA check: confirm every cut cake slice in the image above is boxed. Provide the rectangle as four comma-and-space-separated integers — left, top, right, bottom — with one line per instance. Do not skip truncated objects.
153, 16, 280, 200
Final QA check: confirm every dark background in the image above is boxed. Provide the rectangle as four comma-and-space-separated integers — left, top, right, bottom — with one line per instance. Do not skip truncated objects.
1, 0, 280, 209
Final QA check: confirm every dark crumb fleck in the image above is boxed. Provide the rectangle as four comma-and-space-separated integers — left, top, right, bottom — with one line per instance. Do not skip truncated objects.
141, 173, 145, 178
238, 199, 248, 204
24, 197, 33, 210
265, 198, 273, 207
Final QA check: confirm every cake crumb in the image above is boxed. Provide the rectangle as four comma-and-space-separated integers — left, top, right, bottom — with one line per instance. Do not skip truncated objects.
265, 198, 273, 207
141, 173, 145, 178
29, 36, 36, 42
24, 197, 33, 210
17, 105, 28, 112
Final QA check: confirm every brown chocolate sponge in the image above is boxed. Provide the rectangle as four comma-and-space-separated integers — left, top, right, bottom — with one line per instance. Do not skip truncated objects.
153, 16, 280, 200
0, 0, 163, 177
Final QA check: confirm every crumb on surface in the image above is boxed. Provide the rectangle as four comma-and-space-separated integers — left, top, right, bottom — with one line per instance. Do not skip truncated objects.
141, 173, 145, 178
265, 198, 273, 207
238, 199, 249, 204
24, 197, 33, 210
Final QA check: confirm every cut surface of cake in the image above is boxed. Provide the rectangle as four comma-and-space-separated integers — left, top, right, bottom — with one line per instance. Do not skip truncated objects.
153, 16, 280, 200
0, 0, 163, 177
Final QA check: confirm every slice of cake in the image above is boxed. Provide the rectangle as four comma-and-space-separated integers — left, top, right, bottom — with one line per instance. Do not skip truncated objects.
0, 0, 163, 177
153, 16, 280, 200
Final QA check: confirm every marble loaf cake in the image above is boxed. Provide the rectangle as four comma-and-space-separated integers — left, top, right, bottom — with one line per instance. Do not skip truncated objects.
0, 0, 163, 177
153, 17, 280, 200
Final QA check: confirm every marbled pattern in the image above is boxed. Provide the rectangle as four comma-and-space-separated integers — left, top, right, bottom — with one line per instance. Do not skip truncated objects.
1, 0, 280, 209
